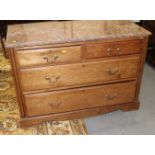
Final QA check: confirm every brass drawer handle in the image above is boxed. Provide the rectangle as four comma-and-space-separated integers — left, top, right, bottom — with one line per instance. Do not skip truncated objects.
116, 47, 121, 54
107, 48, 112, 55
52, 55, 59, 61
45, 76, 60, 83
45, 76, 51, 83
43, 56, 49, 63
107, 48, 121, 55
107, 67, 119, 75
43, 55, 60, 63
116, 48, 120, 51
48, 101, 61, 108
105, 93, 118, 100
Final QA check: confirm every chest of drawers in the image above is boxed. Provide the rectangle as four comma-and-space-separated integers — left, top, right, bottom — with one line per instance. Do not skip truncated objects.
6, 21, 151, 127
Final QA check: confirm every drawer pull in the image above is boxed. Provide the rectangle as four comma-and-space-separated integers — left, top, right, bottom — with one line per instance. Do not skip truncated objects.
45, 76, 60, 83
107, 48, 121, 56
116, 48, 120, 51
48, 101, 61, 108
43, 56, 49, 63
43, 55, 59, 63
53, 55, 59, 61
107, 48, 112, 55
107, 67, 119, 75
105, 93, 118, 100
45, 76, 51, 83
116, 48, 121, 54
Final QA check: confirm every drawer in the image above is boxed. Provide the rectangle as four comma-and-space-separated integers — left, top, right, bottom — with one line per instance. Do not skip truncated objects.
84, 40, 141, 59
24, 81, 136, 117
20, 55, 139, 92
16, 46, 82, 67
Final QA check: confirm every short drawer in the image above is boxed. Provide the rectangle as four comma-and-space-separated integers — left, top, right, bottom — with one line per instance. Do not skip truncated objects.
16, 46, 82, 67
84, 39, 141, 59
20, 55, 139, 92
24, 81, 136, 117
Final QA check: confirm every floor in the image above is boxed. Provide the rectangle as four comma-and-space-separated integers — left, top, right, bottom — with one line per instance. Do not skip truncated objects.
85, 64, 155, 134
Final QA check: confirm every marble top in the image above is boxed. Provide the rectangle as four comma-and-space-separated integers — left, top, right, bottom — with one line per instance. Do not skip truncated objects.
6, 20, 151, 48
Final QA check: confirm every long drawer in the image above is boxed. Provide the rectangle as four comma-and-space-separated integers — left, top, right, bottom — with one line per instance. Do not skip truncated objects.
15, 46, 82, 67
23, 81, 136, 117
20, 55, 139, 92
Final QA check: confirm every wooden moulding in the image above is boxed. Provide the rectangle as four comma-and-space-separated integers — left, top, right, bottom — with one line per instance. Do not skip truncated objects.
20, 101, 140, 127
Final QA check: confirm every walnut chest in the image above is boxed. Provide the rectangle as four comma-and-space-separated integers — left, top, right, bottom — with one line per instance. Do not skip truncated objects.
6, 21, 151, 127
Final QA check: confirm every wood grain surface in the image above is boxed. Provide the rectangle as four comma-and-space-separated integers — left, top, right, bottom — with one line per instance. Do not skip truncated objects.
6, 21, 151, 48
24, 81, 136, 117
6, 21, 150, 127
19, 55, 139, 92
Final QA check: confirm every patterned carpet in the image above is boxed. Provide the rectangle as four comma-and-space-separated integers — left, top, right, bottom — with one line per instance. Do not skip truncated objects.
0, 51, 87, 135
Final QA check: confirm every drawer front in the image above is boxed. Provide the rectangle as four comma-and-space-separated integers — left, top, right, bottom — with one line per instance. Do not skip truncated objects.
20, 55, 139, 92
84, 40, 141, 59
16, 46, 82, 67
24, 81, 136, 117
